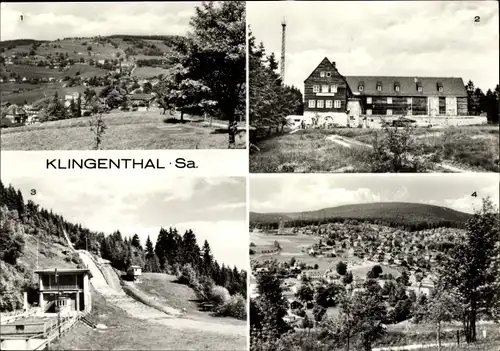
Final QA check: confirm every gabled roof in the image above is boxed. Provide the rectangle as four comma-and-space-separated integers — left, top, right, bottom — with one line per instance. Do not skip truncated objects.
345, 76, 467, 97
5, 104, 27, 116
304, 57, 335, 82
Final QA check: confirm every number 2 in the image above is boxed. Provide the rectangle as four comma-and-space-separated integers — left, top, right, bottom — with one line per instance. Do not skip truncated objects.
474, 16, 480, 23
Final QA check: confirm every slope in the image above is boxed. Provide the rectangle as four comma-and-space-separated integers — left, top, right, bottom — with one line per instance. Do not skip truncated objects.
250, 202, 472, 229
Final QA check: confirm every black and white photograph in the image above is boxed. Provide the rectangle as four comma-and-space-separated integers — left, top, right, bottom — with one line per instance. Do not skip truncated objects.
249, 1, 499, 173
0, 1, 246, 150
249, 174, 500, 350
0, 173, 247, 350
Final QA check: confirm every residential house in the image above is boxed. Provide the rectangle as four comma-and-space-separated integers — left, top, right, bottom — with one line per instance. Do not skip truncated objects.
4, 104, 28, 124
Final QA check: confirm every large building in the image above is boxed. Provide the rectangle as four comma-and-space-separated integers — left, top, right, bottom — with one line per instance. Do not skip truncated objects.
303, 57, 470, 127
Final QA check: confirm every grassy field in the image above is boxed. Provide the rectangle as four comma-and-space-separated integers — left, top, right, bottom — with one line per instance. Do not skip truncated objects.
250, 126, 499, 173
134, 273, 247, 326
132, 66, 171, 78
1, 82, 102, 105
0, 110, 246, 150
52, 287, 246, 350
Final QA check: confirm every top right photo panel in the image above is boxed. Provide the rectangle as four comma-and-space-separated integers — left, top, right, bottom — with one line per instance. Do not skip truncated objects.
248, 1, 499, 173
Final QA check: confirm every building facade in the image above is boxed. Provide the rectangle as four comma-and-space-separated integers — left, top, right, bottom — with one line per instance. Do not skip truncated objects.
303, 57, 469, 127
303, 57, 352, 125
35, 268, 92, 313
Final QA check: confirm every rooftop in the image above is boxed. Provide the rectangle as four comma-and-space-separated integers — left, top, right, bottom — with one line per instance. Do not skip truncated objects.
34, 268, 92, 278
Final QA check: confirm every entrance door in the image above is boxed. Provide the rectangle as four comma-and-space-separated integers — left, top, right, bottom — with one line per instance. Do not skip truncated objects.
347, 100, 361, 127
428, 97, 439, 117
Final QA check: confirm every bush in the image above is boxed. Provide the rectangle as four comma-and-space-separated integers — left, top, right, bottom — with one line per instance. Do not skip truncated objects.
214, 293, 246, 320
209, 285, 231, 305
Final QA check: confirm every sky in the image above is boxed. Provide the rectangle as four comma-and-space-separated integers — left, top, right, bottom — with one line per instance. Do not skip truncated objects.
0, 2, 200, 41
0, 172, 247, 269
250, 174, 500, 214
248, 1, 499, 92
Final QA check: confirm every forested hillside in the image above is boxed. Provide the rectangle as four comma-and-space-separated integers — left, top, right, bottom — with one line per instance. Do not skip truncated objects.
250, 202, 472, 231
0, 180, 246, 312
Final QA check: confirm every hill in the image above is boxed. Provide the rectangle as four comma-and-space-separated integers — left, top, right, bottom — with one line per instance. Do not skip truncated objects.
250, 202, 473, 231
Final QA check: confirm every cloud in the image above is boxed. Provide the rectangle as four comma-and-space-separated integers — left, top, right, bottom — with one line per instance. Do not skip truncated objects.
0, 2, 199, 41
251, 177, 381, 213
249, 1, 499, 91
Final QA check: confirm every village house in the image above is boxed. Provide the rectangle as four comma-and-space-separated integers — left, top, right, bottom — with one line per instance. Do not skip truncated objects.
35, 268, 93, 313
304, 57, 476, 127
4, 104, 28, 124
127, 93, 156, 111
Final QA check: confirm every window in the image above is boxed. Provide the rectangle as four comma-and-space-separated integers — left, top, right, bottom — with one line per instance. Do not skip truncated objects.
321, 85, 329, 93
366, 97, 372, 104
358, 85, 364, 92
418, 86, 423, 92
395, 86, 400, 92
407, 97, 412, 104
308, 100, 316, 108
366, 109, 372, 115
317, 100, 324, 108
326, 72, 331, 77
334, 100, 341, 108
320, 71, 325, 78
387, 97, 392, 104
330, 85, 337, 93
326, 100, 332, 108
387, 109, 393, 116
438, 86, 443, 92
313, 85, 319, 93
377, 85, 382, 91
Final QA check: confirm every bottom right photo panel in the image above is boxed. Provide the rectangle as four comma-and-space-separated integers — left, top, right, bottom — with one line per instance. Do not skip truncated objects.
249, 174, 500, 351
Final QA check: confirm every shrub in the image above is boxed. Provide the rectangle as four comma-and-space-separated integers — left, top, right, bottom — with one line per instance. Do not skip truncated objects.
177, 263, 198, 286
214, 293, 246, 320
209, 285, 231, 305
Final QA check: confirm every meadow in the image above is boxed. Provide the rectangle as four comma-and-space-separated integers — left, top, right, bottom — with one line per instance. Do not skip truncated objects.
250, 126, 499, 173
51, 287, 246, 351
0, 110, 246, 150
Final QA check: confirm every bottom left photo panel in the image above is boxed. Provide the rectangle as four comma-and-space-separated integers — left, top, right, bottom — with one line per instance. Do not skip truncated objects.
0, 171, 248, 351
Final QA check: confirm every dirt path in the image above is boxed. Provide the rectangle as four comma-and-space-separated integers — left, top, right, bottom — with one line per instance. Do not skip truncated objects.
325, 134, 470, 173
77, 251, 245, 336
325, 134, 373, 149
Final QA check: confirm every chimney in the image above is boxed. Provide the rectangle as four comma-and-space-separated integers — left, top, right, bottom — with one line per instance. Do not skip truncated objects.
332, 61, 336, 68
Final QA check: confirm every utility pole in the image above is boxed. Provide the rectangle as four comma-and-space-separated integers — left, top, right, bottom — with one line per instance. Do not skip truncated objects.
55, 268, 61, 336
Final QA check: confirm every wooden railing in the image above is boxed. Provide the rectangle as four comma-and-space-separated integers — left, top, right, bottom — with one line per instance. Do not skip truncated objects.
0, 307, 39, 324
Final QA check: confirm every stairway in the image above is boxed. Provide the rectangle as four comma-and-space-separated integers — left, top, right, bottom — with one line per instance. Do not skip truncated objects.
79, 312, 97, 329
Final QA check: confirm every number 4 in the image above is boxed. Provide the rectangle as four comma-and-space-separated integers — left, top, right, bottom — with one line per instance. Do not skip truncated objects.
471, 192, 477, 197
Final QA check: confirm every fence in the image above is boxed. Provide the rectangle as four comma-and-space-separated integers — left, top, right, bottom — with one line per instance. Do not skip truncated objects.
0, 307, 39, 325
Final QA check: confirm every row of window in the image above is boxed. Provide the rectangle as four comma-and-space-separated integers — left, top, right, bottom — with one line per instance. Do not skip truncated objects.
358, 83, 443, 93
308, 99, 341, 108
312, 84, 337, 93
366, 97, 416, 104
319, 71, 332, 78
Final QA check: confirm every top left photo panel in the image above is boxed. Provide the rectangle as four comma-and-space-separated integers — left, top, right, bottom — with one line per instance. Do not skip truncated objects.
0, 1, 246, 150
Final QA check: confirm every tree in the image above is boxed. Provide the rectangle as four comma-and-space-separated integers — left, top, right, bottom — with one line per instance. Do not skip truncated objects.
85, 93, 107, 150
438, 198, 499, 342
371, 118, 427, 172
343, 270, 354, 285
296, 283, 314, 303
369, 265, 383, 279
419, 285, 460, 351
336, 289, 387, 351
336, 261, 348, 275
313, 304, 327, 323
179, 1, 246, 147
131, 234, 141, 249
